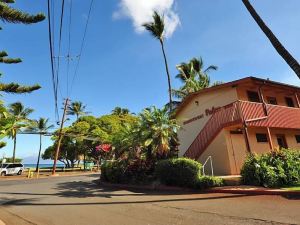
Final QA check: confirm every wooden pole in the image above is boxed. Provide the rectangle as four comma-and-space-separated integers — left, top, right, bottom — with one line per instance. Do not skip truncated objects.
295, 93, 300, 108
52, 98, 69, 175
266, 127, 273, 150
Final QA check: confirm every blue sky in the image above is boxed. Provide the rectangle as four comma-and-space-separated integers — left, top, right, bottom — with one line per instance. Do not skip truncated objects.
1, 0, 300, 163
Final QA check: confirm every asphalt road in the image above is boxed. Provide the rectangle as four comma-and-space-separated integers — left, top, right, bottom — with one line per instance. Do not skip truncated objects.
0, 174, 299, 225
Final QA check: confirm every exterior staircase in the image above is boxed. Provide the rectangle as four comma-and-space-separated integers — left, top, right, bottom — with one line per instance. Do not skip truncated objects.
184, 101, 242, 160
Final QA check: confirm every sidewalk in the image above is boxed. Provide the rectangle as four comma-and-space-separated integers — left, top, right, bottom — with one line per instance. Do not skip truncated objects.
207, 185, 300, 196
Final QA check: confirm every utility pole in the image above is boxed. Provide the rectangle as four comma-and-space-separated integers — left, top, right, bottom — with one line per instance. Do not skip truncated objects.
52, 98, 70, 175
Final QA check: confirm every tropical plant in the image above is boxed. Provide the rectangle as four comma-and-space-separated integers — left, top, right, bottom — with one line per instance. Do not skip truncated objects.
143, 11, 173, 111
173, 57, 218, 100
26, 118, 54, 172
0, 0, 44, 93
67, 101, 89, 120
242, 0, 300, 79
111, 107, 130, 116
7, 102, 33, 162
138, 106, 179, 158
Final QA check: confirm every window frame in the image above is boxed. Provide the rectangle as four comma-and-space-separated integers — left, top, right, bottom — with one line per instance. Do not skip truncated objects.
295, 135, 300, 143
285, 97, 295, 107
266, 96, 278, 105
256, 133, 268, 143
247, 91, 261, 103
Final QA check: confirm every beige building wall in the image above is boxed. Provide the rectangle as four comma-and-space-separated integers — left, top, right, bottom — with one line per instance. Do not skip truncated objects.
236, 86, 298, 107
198, 130, 232, 176
176, 87, 238, 156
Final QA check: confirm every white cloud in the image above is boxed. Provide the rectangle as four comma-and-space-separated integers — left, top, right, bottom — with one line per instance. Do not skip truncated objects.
113, 0, 180, 38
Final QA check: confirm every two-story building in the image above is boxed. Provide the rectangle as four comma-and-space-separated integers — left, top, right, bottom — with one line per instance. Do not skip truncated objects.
176, 76, 300, 175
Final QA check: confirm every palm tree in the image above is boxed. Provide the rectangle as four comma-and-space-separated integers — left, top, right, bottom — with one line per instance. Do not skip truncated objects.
111, 107, 130, 116
26, 118, 54, 172
143, 11, 173, 111
8, 102, 33, 162
139, 106, 179, 158
173, 57, 218, 100
67, 101, 88, 120
242, 0, 300, 78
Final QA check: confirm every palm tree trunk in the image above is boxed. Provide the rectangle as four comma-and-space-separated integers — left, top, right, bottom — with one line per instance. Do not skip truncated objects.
36, 134, 42, 172
12, 133, 17, 163
160, 40, 173, 111
242, 0, 300, 78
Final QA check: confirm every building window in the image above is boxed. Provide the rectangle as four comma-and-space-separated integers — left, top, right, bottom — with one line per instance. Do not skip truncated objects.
267, 96, 277, 105
285, 97, 295, 107
295, 135, 300, 143
256, 133, 268, 142
247, 91, 260, 103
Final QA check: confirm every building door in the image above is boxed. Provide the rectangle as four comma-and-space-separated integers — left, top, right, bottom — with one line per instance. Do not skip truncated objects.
229, 131, 248, 174
276, 134, 287, 149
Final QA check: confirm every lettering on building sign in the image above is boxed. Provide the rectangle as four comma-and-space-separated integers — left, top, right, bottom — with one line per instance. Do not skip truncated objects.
183, 106, 221, 125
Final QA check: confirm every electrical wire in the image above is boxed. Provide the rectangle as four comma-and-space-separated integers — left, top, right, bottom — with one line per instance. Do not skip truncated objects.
69, 0, 94, 96
66, 0, 73, 97
47, 0, 59, 122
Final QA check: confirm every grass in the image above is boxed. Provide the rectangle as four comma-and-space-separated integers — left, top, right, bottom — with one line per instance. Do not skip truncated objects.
282, 184, 300, 191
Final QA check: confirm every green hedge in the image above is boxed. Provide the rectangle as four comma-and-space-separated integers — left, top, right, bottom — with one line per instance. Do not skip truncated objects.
155, 158, 202, 188
195, 176, 224, 189
155, 158, 223, 189
241, 149, 300, 188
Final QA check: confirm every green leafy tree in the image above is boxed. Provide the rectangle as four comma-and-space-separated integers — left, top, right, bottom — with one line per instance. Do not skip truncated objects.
143, 11, 173, 111
67, 101, 89, 120
7, 102, 33, 162
26, 118, 54, 172
242, 0, 300, 79
42, 137, 80, 168
0, 0, 45, 93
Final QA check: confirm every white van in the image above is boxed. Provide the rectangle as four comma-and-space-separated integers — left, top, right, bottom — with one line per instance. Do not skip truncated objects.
0, 163, 24, 176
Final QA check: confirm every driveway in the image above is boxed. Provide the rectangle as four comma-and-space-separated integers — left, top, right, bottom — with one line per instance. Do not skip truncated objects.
0, 174, 299, 225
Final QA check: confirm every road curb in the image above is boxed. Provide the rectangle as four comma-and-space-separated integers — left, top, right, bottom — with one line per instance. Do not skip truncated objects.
205, 187, 300, 196
99, 181, 200, 193
99, 181, 300, 196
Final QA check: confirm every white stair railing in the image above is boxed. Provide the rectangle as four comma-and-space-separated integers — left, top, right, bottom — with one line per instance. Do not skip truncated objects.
202, 156, 214, 176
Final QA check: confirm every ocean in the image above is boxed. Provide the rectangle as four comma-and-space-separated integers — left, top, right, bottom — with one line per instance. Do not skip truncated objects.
24, 164, 64, 169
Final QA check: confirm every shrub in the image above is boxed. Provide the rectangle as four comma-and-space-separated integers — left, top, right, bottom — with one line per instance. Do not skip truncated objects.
100, 159, 154, 184
100, 160, 126, 183
196, 176, 224, 189
155, 158, 202, 188
241, 149, 300, 188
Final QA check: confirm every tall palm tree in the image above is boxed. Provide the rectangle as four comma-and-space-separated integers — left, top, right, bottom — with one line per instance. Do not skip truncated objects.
8, 102, 33, 162
242, 0, 300, 78
27, 118, 54, 172
143, 11, 173, 111
67, 101, 88, 120
173, 57, 218, 100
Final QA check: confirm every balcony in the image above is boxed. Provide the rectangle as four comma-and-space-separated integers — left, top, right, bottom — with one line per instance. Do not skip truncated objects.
240, 101, 300, 129
184, 100, 300, 159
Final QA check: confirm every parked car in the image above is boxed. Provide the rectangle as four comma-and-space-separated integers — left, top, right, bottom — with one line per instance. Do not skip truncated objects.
0, 163, 24, 176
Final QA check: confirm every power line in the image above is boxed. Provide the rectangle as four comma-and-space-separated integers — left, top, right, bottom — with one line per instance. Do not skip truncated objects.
55, 0, 66, 111
69, 0, 94, 95
47, 0, 59, 122
66, 0, 73, 97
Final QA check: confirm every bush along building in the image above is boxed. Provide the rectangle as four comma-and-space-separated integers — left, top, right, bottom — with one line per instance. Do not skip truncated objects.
176, 76, 300, 175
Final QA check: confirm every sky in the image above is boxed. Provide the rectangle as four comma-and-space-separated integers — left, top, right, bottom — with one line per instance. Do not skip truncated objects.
1, 0, 300, 163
